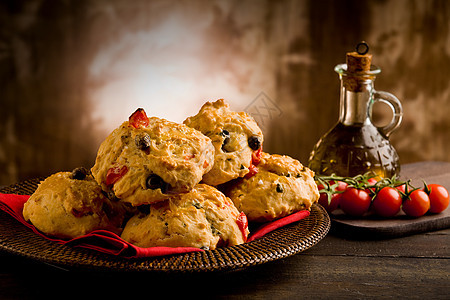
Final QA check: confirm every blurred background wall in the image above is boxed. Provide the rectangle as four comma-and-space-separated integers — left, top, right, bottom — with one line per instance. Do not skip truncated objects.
0, 0, 449, 185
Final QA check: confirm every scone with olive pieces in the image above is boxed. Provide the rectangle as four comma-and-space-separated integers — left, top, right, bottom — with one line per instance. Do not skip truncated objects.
226, 153, 319, 222
91, 108, 215, 206
23, 168, 127, 239
121, 184, 249, 250
183, 99, 263, 186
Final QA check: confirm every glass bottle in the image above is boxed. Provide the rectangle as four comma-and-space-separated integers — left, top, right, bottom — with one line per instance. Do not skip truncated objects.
308, 42, 403, 178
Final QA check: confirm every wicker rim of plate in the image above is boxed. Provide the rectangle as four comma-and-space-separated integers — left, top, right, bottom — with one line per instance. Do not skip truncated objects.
0, 177, 330, 273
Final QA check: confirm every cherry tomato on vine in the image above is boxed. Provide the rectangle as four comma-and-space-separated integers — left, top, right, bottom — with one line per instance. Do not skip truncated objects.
365, 177, 378, 195
425, 184, 449, 214
367, 178, 378, 185
340, 188, 371, 216
372, 187, 402, 217
318, 181, 348, 213
318, 193, 341, 213
395, 184, 406, 194
402, 189, 430, 217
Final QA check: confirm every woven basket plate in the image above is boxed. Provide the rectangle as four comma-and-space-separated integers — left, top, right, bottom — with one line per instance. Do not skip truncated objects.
0, 178, 330, 273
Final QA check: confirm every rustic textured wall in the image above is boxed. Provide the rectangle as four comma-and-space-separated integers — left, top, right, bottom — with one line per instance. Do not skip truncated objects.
0, 0, 449, 185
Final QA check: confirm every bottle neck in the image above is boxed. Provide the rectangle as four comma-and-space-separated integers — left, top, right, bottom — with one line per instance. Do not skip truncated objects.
338, 77, 375, 125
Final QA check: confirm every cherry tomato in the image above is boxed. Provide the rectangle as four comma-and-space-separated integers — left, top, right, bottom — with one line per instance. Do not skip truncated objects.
367, 178, 378, 185
318, 181, 347, 213
372, 187, 402, 217
334, 181, 348, 192
365, 177, 378, 196
426, 184, 449, 214
395, 184, 406, 194
317, 181, 347, 193
402, 189, 430, 217
340, 188, 371, 216
129, 108, 149, 128
318, 193, 341, 213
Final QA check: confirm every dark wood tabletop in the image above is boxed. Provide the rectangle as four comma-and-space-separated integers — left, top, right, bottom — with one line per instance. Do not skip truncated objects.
0, 161, 449, 299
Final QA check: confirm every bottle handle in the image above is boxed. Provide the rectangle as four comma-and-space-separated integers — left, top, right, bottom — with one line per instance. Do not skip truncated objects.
372, 91, 403, 137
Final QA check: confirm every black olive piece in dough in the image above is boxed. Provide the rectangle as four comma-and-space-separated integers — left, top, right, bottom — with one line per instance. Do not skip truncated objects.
220, 129, 230, 137
146, 174, 169, 193
221, 130, 231, 152
135, 133, 151, 151
71, 167, 90, 180
276, 183, 284, 193
248, 136, 261, 150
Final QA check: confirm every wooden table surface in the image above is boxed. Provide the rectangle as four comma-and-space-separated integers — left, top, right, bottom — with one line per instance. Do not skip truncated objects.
1, 162, 449, 299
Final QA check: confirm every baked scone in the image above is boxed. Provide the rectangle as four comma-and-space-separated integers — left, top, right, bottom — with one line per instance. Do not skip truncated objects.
226, 153, 319, 222
183, 99, 263, 186
121, 184, 249, 250
23, 169, 127, 239
91, 108, 215, 206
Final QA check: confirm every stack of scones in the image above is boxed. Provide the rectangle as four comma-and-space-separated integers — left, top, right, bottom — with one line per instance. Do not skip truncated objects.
23, 99, 319, 250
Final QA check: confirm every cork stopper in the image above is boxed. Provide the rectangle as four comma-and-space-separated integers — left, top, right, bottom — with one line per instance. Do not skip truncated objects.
344, 42, 373, 92
346, 41, 372, 73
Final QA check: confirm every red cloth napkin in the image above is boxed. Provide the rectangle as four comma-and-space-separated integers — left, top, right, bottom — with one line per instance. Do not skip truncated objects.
0, 193, 310, 257
0, 193, 202, 258
247, 210, 311, 242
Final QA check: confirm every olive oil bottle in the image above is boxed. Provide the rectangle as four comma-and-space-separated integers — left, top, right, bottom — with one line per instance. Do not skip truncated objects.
308, 42, 403, 178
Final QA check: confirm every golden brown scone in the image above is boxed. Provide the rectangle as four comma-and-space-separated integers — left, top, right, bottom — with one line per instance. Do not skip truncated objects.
23, 169, 127, 239
226, 153, 319, 222
183, 99, 263, 186
91, 108, 215, 206
121, 184, 249, 250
